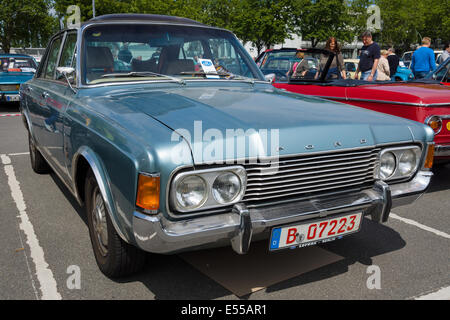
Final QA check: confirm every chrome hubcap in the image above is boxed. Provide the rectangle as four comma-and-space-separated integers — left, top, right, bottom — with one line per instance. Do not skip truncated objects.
92, 189, 108, 256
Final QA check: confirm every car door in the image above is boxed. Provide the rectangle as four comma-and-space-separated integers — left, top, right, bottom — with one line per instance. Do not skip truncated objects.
27, 32, 77, 184
27, 34, 63, 150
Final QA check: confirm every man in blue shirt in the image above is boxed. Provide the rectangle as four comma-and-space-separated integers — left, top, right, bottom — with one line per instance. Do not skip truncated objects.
411, 37, 436, 79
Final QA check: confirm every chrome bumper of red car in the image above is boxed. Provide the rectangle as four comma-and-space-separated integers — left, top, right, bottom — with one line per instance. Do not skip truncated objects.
435, 144, 450, 157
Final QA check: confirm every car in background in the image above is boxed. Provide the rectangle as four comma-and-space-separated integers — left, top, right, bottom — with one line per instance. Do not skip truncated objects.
401, 50, 443, 68
423, 57, 449, 86
344, 59, 359, 79
255, 48, 301, 68
392, 65, 414, 81
21, 14, 435, 277
272, 48, 450, 162
0, 54, 37, 103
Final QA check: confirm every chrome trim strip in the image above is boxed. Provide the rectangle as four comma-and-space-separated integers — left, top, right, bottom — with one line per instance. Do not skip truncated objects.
317, 96, 450, 107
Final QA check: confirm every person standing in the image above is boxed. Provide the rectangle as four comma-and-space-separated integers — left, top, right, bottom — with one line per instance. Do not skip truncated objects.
376, 50, 391, 81
410, 37, 436, 79
354, 31, 381, 81
320, 37, 346, 79
387, 47, 399, 78
440, 43, 450, 64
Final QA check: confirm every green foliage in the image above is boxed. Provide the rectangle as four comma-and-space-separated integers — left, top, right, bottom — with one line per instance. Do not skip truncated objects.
0, 0, 58, 52
376, 0, 449, 51
2, 0, 448, 54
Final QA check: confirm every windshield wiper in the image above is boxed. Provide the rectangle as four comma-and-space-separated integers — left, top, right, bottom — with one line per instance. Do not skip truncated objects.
101, 71, 185, 84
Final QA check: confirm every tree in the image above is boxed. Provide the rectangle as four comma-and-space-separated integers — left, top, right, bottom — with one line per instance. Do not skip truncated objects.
290, 0, 357, 48
0, 0, 58, 53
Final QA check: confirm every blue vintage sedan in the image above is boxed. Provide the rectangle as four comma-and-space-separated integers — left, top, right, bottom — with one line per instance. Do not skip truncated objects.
20, 14, 436, 277
0, 54, 37, 103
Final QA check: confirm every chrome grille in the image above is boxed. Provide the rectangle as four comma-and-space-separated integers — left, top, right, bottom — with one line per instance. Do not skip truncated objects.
243, 148, 380, 206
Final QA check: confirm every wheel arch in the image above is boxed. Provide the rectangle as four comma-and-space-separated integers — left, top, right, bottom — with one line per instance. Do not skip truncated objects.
72, 146, 131, 243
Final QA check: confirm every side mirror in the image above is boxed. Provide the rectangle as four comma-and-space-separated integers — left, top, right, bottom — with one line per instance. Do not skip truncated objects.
56, 67, 77, 93
264, 73, 276, 83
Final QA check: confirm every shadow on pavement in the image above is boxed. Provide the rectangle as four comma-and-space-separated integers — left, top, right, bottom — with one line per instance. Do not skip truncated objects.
427, 163, 450, 193
0, 102, 20, 113
115, 218, 405, 300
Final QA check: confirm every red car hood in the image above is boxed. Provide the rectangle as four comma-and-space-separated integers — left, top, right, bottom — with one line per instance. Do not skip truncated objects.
347, 83, 450, 106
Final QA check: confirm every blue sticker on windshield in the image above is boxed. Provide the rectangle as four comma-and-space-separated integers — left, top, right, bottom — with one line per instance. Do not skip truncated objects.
201, 60, 212, 67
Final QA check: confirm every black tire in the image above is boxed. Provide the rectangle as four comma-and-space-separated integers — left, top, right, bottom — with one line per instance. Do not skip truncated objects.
28, 132, 51, 174
85, 170, 146, 278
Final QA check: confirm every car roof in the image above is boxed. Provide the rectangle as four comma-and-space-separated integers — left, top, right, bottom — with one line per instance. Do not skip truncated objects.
83, 14, 207, 27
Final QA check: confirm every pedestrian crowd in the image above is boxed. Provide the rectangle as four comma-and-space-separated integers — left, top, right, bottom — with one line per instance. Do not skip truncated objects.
288, 30, 447, 82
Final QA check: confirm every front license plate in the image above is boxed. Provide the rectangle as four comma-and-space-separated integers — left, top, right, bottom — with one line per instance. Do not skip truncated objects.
270, 212, 363, 251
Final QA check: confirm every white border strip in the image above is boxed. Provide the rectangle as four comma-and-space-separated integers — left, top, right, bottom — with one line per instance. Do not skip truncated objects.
390, 213, 450, 239
1, 154, 61, 300
414, 286, 450, 300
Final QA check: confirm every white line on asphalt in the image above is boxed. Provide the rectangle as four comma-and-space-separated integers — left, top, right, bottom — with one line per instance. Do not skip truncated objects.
1, 154, 62, 300
414, 286, 450, 300
0, 113, 20, 117
16, 228, 39, 300
390, 213, 450, 239
8, 152, 30, 156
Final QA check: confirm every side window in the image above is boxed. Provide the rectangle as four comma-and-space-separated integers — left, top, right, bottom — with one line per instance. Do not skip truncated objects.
59, 33, 77, 68
57, 33, 77, 83
44, 37, 62, 80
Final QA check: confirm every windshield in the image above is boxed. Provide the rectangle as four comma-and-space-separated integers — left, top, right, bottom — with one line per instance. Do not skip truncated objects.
82, 24, 263, 84
0, 57, 37, 73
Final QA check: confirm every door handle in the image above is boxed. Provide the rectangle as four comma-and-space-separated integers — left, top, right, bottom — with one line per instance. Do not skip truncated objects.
42, 92, 50, 99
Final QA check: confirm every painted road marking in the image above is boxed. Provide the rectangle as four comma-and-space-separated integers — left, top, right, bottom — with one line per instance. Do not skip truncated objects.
390, 213, 450, 240
8, 152, 30, 156
1, 154, 61, 300
414, 286, 450, 300
0, 113, 21, 117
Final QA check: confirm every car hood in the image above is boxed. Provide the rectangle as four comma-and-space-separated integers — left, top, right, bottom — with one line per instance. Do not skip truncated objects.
347, 83, 450, 106
80, 82, 430, 164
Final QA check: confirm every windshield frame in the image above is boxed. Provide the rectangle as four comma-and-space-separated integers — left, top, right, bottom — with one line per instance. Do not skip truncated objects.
80, 21, 265, 87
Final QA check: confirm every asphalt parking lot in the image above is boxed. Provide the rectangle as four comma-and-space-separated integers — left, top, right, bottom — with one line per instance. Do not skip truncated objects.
1, 102, 449, 300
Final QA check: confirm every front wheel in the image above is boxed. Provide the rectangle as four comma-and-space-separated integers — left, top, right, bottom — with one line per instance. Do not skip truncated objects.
85, 170, 146, 278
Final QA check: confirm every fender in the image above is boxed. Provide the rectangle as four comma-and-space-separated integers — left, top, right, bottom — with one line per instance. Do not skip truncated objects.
72, 146, 130, 243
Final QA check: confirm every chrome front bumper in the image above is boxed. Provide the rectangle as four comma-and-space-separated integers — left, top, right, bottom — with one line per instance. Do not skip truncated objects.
435, 144, 450, 157
132, 170, 432, 254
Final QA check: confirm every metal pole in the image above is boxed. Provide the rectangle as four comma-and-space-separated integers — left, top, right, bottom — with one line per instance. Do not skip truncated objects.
92, 0, 96, 18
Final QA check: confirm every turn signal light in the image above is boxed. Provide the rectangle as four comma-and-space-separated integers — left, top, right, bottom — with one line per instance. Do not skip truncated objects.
427, 116, 442, 134
136, 174, 160, 213
424, 144, 435, 169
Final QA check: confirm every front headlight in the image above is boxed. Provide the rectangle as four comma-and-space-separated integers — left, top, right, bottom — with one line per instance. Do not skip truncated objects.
175, 175, 207, 210
398, 149, 417, 176
171, 166, 246, 213
380, 152, 396, 179
377, 146, 421, 181
212, 172, 242, 204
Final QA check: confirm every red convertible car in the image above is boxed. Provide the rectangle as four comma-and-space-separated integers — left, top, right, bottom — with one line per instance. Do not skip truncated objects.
269, 49, 450, 161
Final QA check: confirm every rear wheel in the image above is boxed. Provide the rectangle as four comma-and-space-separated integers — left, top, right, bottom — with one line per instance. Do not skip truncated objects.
28, 132, 51, 174
84, 170, 146, 278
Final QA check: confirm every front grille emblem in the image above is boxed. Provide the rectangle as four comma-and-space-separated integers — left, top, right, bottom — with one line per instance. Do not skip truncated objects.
305, 144, 314, 150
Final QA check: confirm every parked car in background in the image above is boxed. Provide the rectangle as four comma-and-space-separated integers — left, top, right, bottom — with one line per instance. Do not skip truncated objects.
344, 59, 359, 79
423, 57, 449, 85
272, 48, 450, 162
391, 65, 414, 81
0, 54, 37, 103
255, 47, 301, 68
402, 50, 443, 68
21, 14, 435, 277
